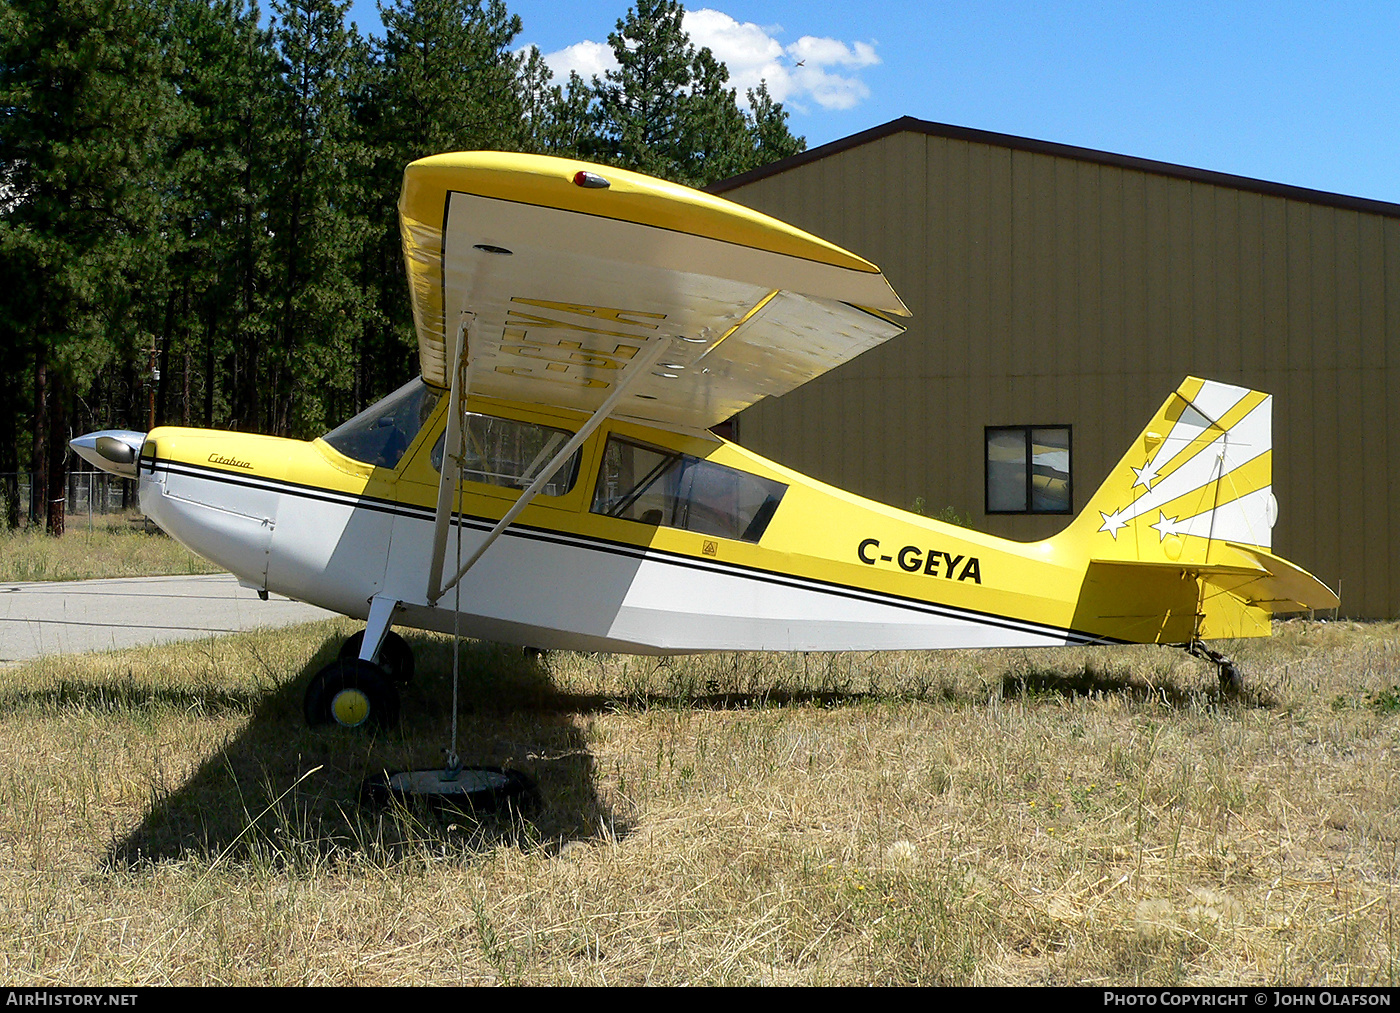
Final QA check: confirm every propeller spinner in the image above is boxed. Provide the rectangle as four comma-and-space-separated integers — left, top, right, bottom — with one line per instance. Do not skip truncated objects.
69, 430, 146, 479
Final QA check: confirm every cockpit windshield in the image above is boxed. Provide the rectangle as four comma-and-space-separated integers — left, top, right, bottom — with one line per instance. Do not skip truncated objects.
321, 378, 441, 469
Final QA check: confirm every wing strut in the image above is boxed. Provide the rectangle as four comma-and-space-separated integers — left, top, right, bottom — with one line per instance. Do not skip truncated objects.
427, 334, 673, 605
427, 313, 476, 603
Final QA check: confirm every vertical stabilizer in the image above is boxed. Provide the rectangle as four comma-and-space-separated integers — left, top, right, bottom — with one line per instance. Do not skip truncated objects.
1068, 377, 1276, 566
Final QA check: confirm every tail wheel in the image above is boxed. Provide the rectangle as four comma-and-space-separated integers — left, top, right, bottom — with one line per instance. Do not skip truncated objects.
339, 630, 415, 683
305, 658, 400, 730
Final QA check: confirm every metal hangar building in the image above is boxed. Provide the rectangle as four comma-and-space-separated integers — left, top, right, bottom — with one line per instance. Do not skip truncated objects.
711, 116, 1400, 620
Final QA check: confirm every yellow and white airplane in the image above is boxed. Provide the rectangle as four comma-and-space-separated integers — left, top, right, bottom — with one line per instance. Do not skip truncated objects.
73, 152, 1338, 731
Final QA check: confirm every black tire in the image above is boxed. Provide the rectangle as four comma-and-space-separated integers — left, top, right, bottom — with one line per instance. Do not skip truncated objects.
360, 767, 538, 819
304, 658, 400, 730
339, 629, 415, 683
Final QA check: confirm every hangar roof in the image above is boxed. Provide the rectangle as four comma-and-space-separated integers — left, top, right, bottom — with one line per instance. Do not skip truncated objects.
708, 116, 1400, 220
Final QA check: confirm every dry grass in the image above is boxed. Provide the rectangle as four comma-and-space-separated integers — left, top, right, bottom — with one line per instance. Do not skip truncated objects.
0, 514, 223, 582
0, 619, 1395, 985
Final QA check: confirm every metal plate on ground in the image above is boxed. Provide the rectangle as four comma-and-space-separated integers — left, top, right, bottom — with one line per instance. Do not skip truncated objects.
360, 767, 536, 817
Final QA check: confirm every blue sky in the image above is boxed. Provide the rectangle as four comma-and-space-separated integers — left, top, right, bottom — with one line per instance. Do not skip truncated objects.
344, 1, 1400, 204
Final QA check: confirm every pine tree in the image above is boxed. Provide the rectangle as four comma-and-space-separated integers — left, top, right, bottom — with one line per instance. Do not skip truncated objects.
744, 80, 805, 169
373, 0, 525, 158
682, 45, 751, 183
529, 71, 597, 157
0, 0, 184, 532
593, 0, 698, 181
265, 0, 371, 436
349, 0, 529, 411
162, 0, 279, 433
590, 0, 804, 187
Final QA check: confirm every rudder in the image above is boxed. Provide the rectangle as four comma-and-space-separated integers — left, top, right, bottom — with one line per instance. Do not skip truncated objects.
1068, 377, 1276, 566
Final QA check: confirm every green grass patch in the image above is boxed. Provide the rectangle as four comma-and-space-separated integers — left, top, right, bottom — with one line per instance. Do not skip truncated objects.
0, 514, 222, 582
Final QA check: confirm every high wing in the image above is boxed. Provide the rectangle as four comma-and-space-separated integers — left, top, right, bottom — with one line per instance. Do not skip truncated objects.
398, 152, 910, 431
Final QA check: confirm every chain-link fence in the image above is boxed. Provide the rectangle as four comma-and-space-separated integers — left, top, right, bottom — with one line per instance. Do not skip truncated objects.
0, 471, 138, 524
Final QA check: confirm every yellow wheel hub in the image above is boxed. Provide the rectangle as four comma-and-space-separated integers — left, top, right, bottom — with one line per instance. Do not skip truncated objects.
331, 687, 371, 728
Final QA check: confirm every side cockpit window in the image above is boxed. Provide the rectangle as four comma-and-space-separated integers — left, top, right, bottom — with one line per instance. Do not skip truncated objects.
322, 378, 441, 469
590, 436, 786, 543
431, 413, 580, 497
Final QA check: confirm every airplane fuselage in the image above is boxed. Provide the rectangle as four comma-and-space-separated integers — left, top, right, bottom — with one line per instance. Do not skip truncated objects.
130, 380, 1269, 656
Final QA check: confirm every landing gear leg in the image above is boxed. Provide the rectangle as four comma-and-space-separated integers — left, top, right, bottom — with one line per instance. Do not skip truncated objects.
339, 595, 415, 682
357, 596, 398, 666
340, 629, 414, 683
1185, 640, 1243, 694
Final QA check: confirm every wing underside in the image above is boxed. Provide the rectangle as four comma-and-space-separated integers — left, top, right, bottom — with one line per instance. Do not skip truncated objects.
399, 153, 909, 431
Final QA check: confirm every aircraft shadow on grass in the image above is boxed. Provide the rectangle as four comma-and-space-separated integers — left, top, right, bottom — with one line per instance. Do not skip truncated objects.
997, 663, 1274, 709
104, 635, 1266, 867
106, 634, 618, 867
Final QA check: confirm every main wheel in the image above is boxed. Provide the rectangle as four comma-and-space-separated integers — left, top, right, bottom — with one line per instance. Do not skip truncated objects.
339, 630, 415, 683
304, 658, 400, 730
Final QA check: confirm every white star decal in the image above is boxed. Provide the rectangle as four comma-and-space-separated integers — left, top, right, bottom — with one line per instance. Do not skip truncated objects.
1098, 509, 1128, 539
1150, 511, 1183, 542
1132, 458, 1161, 490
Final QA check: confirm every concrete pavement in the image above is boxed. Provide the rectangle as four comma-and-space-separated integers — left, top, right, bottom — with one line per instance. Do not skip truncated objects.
0, 573, 337, 663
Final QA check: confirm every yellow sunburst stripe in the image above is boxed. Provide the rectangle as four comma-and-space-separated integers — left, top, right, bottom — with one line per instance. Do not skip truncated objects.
1208, 450, 1275, 548
850, 304, 908, 328
1139, 388, 1268, 489
1129, 451, 1272, 535
1198, 387, 1269, 439
1171, 377, 1206, 410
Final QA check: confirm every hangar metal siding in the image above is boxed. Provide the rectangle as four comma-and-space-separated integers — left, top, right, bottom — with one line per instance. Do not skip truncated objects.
719, 125, 1400, 618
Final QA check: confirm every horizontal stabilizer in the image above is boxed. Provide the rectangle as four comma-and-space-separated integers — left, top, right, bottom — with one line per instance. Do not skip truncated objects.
1208, 543, 1340, 612
1089, 540, 1338, 615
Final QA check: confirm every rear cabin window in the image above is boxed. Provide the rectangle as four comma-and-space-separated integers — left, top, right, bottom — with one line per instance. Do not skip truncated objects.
322, 378, 441, 469
431, 413, 580, 497
590, 436, 786, 543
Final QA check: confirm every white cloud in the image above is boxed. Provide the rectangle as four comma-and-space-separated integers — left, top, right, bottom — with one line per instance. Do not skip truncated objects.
538, 8, 879, 113
541, 39, 617, 84
685, 9, 790, 101
793, 64, 871, 111
787, 36, 880, 69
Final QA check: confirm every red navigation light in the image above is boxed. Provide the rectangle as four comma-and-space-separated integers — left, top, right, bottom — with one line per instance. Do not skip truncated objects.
573, 170, 610, 189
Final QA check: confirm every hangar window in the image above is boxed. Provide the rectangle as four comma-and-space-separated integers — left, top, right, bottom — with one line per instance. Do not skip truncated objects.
986, 426, 1072, 514
591, 436, 786, 543
431, 414, 580, 497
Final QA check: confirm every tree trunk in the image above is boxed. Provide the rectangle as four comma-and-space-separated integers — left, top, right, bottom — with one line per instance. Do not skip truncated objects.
157, 329, 170, 429
0, 373, 17, 530
204, 320, 215, 427
31, 353, 47, 527
45, 374, 67, 537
